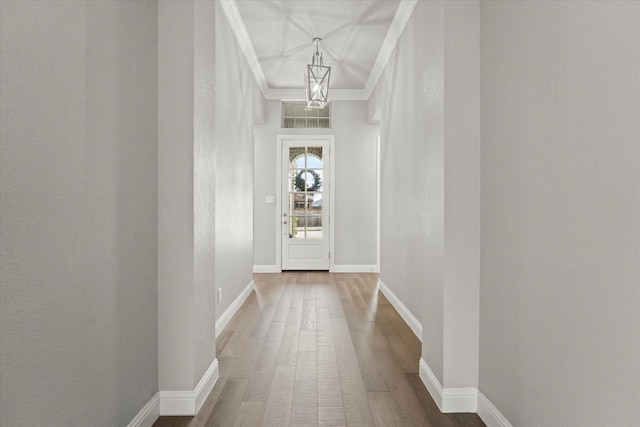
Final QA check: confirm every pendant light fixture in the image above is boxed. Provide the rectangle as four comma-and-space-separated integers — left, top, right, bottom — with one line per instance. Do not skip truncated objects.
304, 37, 331, 109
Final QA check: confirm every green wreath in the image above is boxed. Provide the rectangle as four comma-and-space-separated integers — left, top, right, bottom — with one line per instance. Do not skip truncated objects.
294, 169, 322, 192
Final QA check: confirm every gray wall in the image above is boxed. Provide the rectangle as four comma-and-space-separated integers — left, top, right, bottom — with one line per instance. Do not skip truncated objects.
158, 0, 256, 392
442, 1, 481, 389
194, 0, 218, 385
372, 0, 480, 388
214, 0, 263, 319
479, 1, 640, 425
373, 0, 431, 342
374, 1, 638, 423
253, 101, 379, 269
158, 0, 219, 391
158, 0, 198, 391
0, 1, 158, 425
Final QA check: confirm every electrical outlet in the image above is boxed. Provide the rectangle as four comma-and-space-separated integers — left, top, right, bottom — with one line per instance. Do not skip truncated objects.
217, 288, 222, 303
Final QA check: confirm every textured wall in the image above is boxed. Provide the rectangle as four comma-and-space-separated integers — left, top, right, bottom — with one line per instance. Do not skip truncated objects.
214, 0, 260, 320
252, 101, 379, 268
374, 0, 433, 354
158, 0, 219, 391
417, 0, 447, 382
0, 1, 158, 425
374, 1, 481, 389
332, 102, 379, 267
442, 0, 480, 389
158, 0, 196, 391
193, 0, 217, 387
480, 1, 640, 425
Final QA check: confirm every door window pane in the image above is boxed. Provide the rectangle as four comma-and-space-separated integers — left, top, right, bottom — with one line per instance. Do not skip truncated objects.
290, 216, 305, 239
307, 155, 322, 169
309, 194, 322, 214
293, 170, 322, 193
306, 215, 323, 239
290, 193, 306, 216
289, 147, 305, 164
308, 146, 323, 161
289, 169, 303, 192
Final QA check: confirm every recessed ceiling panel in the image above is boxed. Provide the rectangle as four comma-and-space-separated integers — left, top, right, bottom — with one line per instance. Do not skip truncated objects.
235, 0, 400, 90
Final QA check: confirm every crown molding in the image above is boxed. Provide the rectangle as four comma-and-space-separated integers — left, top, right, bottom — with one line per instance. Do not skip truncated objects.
265, 88, 368, 101
363, 0, 418, 98
219, 0, 269, 96
220, 0, 416, 101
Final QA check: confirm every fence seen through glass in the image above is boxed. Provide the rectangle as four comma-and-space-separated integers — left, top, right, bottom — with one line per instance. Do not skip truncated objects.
288, 146, 323, 239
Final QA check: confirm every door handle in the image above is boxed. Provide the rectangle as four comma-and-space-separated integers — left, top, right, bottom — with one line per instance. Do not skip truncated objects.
283, 212, 288, 217
283, 220, 288, 224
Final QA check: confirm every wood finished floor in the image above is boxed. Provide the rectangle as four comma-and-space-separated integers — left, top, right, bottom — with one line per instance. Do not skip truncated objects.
153, 272, 485, 427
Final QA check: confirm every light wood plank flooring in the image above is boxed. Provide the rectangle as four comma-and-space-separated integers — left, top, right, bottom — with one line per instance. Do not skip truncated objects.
153, 272, 485, 427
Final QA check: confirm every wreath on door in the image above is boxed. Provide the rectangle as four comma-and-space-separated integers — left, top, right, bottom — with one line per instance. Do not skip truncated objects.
294, 170, 322, 192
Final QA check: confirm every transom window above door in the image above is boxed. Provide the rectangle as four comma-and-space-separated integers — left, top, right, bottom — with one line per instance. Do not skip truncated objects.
282, 102, 331, 129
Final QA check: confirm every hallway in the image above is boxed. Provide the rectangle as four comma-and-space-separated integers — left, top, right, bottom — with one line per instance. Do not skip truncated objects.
154, 273, 484, 427
2, 1, 638, 425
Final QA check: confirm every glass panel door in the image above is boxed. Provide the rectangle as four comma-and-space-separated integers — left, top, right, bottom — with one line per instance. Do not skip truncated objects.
281, 140, 330, 270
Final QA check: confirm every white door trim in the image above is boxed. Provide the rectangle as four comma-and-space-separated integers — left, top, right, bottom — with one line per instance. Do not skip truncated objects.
276, 135, 335, 272
376, 134, 381, 273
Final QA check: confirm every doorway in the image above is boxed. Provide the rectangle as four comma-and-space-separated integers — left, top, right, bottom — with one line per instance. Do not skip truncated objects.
277, 135, 334, 271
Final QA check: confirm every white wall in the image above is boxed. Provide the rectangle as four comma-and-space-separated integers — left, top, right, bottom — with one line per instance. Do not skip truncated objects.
374, 0, 432, 342
442, 0, 481, 390
0, 1, 158, 425
372, 1, 481, 393
159, 0, 261, 393
158, 0, 219, 392
194, 0, 218, 384
479, 1, 640, 425
253, 101, 379, 270
214, 0, 264, 316
158, 0, 197, 392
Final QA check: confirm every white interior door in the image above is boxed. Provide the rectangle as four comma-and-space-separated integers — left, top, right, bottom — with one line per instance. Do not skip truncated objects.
280, 138, 331, 270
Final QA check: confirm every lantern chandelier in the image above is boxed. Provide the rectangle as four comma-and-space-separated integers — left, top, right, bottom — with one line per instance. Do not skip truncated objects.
304, 37, 331, 109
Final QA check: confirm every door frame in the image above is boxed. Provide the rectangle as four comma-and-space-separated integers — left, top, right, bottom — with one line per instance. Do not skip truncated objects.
276, 134, 335, 272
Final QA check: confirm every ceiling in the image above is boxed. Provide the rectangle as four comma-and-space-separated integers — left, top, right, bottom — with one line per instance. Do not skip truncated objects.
220, 0, 416, 100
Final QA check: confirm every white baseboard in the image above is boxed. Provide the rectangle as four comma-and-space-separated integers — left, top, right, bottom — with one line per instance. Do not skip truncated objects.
159, 390, 195, 416
253, 265, 278, 273
442, 387, 478, 413
332, 264, 378, 273
127, 393, 159, 427
419, 357, 444, 410
159, 358, 219, 416
253, 264, 380, 273
478, 392, 513, 427
215, 280, 254, 338
419, 358, 478, 413
378, 279, 422, 340
194, 358, 219, 414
